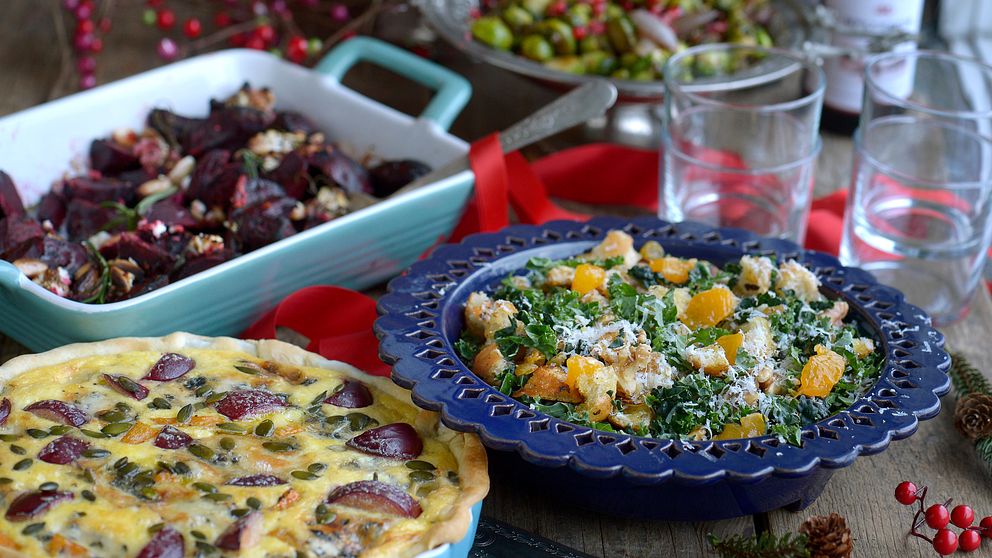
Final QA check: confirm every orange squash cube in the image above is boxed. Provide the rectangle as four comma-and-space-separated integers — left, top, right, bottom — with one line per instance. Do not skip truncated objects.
739, 412, 766, 437
649, 257, 696, 284
682, 287, 736, 329
713, 423, 744, 440
565, 355, 603, 389
571, 264, 606, 294
797, 345, 847, 398
716, 332, 744, 365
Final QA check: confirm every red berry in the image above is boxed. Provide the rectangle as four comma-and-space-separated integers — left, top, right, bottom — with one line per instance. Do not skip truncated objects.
89, 37, 103, 53
156, 9, 176, 30
99, 17, 111, 33
927, 505, 951, 530
146, 0, 164, 7
286, 35, 307, 63
73, 32, 94, 51
214, 11, 231, 27
546, 0, 566, 16
953, 505, 976, 528
254, 24, 276, 45
245, 36, 266, 50
330, 2, 350, 22
980, 517, 992, 538
960, 529, 982, 552
63, 0, 80, 10
572, 26, 587, 40
933, 529, 959, 555
589, 20, 605, 34
76, 19, 95, 35
76, 55, 97, 74
74, 2, 93, 20
229, 32, 246, 47
156, 37, 178, 61
183, 18, 202, 39
894, 482, 918, 505
79, 74, 97, 90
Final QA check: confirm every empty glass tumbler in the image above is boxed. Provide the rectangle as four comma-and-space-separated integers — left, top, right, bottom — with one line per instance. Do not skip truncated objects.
661, 44, 825, 243
840, 51, 992, 325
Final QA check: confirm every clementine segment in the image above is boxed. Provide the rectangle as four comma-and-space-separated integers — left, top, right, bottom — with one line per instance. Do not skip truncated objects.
682, 287, 735, 329
571, 264, 606, 294
797, 345, 846, 398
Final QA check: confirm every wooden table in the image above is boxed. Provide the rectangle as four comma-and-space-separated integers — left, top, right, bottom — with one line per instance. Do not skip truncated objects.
4, 3, 992, 556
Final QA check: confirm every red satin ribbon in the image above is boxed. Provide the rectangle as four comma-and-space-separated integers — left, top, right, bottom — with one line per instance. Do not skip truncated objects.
242, 137, 854, 370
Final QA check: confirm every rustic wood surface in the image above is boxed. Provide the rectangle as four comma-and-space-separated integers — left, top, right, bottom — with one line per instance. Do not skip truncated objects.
2, 2, 990, 557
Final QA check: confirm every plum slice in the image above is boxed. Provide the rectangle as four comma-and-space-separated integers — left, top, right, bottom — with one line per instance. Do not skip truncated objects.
213, 390, 286, 421
103, 374, 150, 400
227, 474, 286, 487
324, 381, 373, 409
0, 171, 25, 218
345, 423, 423, 460
0, 398, 9, 426
38, 435, 89, 465
154, 425, 192, 450
24, 400, 88, 427
325, 480, 422, 518
136, 526, 185, 558
5, 490, 74, 521
144, 353, 195, 381
215, 511, 262, 551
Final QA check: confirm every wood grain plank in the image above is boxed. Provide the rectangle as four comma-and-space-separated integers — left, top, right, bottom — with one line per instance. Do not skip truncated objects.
767, 289, 992, 557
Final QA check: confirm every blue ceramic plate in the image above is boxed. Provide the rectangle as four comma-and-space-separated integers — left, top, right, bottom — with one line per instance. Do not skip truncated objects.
376, 217, 951, 520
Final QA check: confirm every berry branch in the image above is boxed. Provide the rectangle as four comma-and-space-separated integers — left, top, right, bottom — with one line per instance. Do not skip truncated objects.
895, 481, 991, 554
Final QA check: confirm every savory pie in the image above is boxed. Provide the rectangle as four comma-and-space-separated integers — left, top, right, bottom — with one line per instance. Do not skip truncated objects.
0, 333, 487, 557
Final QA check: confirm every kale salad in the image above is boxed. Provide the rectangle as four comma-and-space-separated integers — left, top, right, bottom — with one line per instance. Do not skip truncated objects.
455, 230, 882, 444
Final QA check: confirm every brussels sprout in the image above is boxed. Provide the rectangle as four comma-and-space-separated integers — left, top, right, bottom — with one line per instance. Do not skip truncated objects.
544, 55, 586, 74
611, 67, 631, 79
579, 35, 608, 54
566, 3, 592, 27
693, 50, 730, 76
522, 35, 554, 61
502, 5, 534, 30
543, 18, 577, 55
606, 16, 636, 53
521, 0, 552, 17
472, 16, 514, 50
581, 51, 617, 75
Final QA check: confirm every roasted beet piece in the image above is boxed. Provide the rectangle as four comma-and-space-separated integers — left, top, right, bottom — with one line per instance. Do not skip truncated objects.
186, 154, 243, 209
274, 110, 318, 134
137, 526, 185, 558
324, 380, 373, 409
154, 425, 193, 449
309, 148, 370, 195
100, 232, 175, 275
0, 398, 10, 426
215, 511, 262, 551
147, 108, 204, 150
325, 480, 422, 518
117, 167, 158, 187
368, 159, 431, 198
227, 474, 286, 487
5, 490, 74, 522
144, 353, 195, 381
214, 389, 286, 421
0, 171, 25, 218
183, 105, 275, 156
24, 400, 89, 426
64, 198, 118, 241
229, 197, 297, 252
63, 176, 135, 205
40, 237, 89, 275
232, 177, 286, 209
90, 139, 140, 176
37, 435, 89, 465
171, 253, 227, 281
0, 216, 44, 260
36, 191, 67, 229
103, 374, 150, 400
346, 423, 423, 460
127, 274, 170, 300
265, 150, 310, 200
145, 199, 197, 229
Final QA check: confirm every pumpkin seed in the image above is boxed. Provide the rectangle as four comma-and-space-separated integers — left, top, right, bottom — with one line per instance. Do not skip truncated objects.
206, 392, 227, 404
156, 461, 175, 474
80, 429, 109, 439
254, 420, 274, 437
235, 364, 259, 375
231, 508, 250, 517
203, 492, 232, 502
140, 487, 158, 500
21, 523, 44, 535
324, 415, 348, 430
118, 463, 140, 477
307, 405, 322, 415
195, 541, 217, 553
9, 444, 25, 455
118, 376, 143, 394
151, 398, 172, 410
189, 444, 215, 460
217, 423, 244, 433
262, 441, 295, 452
191, 530, 207, 540
405, 460, 437, 471
114, 457, 129, 469
193, 482, 217, 493
148, 523, 164, 533
447, 471, 460, 484
307, 463, 326, 474
220, 438, 235, 451
177, 404, 193, 424
173, 461, 191, 475
98, 410, 127, 423
39, 482, 58, 492
48, 425, 71, 435
315, 504, 335, 524
13, 458, 32, 471
246, 497, 262, 510
0, 477, 13, 484
82, 469, 95, 483
115, 402, 131, 412
193, 402, 207, 411
409, 470, 435, 483
134, 471, 155, 486
291, 470, 318, 481
0, 434, 20, 442
195, 385, 212, 397
310, 391, 328, 406
346, 413, 377, 431
102, 422, 134, 436
26, 429, 49, 439
81, 490, 96, 502
83, 448, 111, 458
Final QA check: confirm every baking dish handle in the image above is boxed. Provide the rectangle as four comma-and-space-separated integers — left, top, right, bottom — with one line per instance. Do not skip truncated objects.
313, 36, 472, 131
0, 260, 20, 291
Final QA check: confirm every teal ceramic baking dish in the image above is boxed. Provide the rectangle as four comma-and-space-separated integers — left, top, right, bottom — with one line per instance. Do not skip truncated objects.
0, 38, 475, 352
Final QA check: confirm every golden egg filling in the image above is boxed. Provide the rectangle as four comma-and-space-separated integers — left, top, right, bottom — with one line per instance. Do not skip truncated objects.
0, 334, 487, 558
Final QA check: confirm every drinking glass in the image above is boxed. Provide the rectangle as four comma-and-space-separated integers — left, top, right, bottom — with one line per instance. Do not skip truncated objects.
661, 44, 825, 243
840, 51, 992, 325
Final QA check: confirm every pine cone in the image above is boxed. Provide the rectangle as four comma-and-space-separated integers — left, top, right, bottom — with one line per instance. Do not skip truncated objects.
955, 393, 992, 441
800, 513, 852, 558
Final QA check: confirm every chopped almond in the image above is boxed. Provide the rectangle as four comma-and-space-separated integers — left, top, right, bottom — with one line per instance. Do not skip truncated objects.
121, 421, 157, 444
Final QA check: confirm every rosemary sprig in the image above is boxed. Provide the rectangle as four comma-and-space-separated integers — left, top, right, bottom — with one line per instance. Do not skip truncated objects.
237, 149, 263, 180
708, 532, 810, 558
99, 186, 178, 232
81, 241, 111, 304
